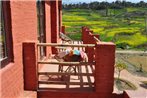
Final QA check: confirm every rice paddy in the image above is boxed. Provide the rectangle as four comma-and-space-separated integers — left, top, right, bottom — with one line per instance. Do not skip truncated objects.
62, 8, 147, 50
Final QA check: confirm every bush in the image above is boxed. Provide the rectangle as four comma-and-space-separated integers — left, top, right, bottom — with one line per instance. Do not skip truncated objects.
116, 42, 130, 49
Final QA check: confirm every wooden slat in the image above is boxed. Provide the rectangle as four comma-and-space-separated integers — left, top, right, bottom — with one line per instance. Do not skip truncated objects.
38, 72, 93, 76
60, 32, 72, 41
90, 65, 95, 73
38, 61, 95, 65
39, 81, 94, 85
78, 66, 83, 88
37, 43, 95, 47
85, 65, 93, 88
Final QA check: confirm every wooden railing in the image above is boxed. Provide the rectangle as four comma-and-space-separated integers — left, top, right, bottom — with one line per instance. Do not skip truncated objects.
38, 61, 95, 65
37, 43, 95, 47
37, 43, 96, 89
23, 27, 115, 97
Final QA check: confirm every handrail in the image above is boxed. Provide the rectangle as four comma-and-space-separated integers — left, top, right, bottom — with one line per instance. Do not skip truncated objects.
93, 36, 101, 42
37, 43, 95, 47
38, 61, 95, 65
38, 81, 94, 85
38, 72, 93, 76
60, 32, 72, 41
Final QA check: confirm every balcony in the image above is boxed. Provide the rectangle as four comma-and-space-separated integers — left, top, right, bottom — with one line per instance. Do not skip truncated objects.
23, 26, 117, 98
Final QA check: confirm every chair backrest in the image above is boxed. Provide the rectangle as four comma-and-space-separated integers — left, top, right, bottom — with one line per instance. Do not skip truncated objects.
59, 32, 72, 42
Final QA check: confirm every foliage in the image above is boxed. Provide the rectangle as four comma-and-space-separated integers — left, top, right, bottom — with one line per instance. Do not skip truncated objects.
116, 42, 129, 49
115, 78, 137, 91
115, 61, 127, 80
116, 61, 127, 72
62, 1, 147, 10
62, 8, 147, 50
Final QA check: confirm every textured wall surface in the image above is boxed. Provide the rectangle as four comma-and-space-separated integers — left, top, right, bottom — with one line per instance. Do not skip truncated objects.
0, 1, 37, 98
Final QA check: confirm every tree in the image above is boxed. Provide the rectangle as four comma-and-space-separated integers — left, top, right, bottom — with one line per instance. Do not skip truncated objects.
105, 1, 109, 16
115, 61, 127, 81
145, 15, 147, 35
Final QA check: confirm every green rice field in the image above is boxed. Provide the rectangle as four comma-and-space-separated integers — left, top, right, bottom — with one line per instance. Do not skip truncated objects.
62, 8, 147, 50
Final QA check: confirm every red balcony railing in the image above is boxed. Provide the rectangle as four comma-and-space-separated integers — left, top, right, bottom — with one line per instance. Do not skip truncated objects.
23, 26, 116, 98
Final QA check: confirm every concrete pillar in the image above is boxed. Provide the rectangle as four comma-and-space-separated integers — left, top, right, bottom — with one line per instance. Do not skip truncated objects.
59, 1, 62, 33
95, 42, 115, 98
81, 26, 90, 43
23, 42, 37, 90
51, 1, 59, 54
81, 26, 86, 42
62, 26, 65, 34
86, 31, 95, 62
45, 1, 52, 56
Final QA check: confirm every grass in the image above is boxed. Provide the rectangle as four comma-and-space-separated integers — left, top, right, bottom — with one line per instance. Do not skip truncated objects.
62, 8, 147, 50
116, 33, 147, 47
115, 78, 137, 91
127, 7, 147, 12
126, 55, 147, 72
63, 15, 87, 22
117, 54, 147, 77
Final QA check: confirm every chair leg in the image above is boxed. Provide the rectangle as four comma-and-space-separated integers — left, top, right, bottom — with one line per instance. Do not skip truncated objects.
74, 66, 77, 74
76, 66, 80, 79
58, 65, 63, 72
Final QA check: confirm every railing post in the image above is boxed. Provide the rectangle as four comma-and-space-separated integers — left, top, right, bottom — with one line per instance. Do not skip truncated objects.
83, 30, 95, 62
62, 26, 65, 34
87, 32, 95, 62
51, 1, 59, 54
82, 26, 90, 43
95, 42, 115, 97
82, 27, 101, 62
82, 26, 86, 41
23, 42, 37, 91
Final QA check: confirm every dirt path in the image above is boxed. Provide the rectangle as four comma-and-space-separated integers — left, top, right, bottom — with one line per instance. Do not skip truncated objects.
114, 50, 147, 95
114, 69, 147, 90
